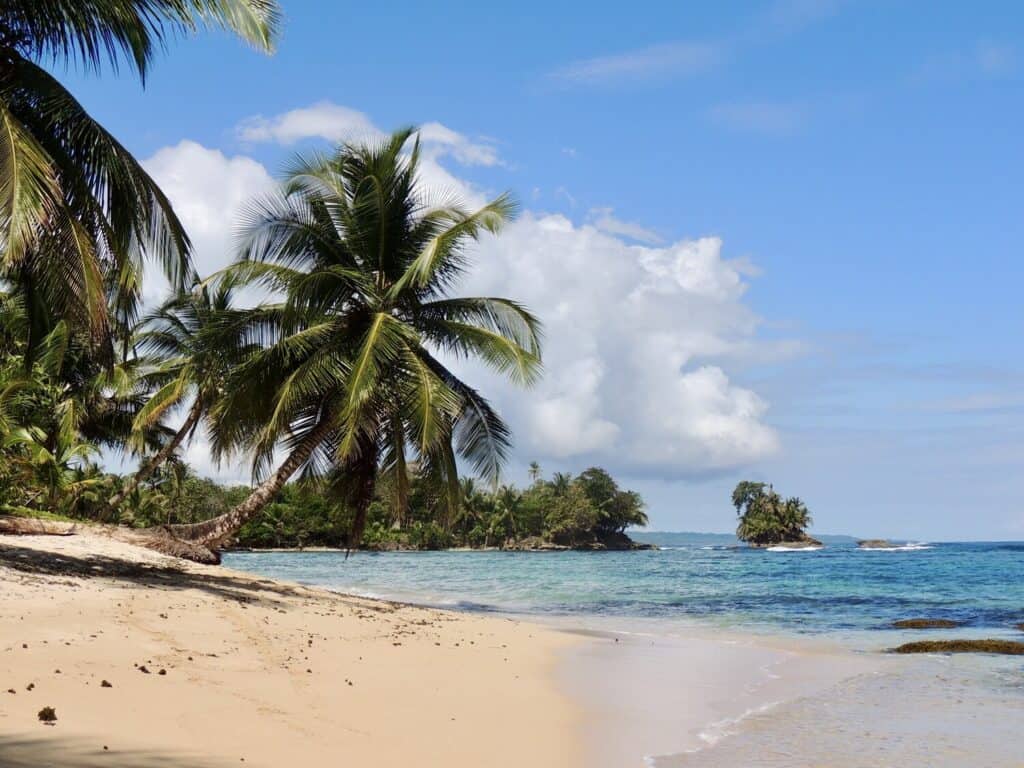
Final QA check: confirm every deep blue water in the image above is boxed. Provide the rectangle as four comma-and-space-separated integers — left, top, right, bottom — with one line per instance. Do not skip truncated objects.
223, 536, 1024, 637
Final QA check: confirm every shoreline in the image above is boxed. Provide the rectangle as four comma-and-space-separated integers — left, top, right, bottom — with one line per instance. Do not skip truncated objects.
0, 532, 583, 767
557, 622, 880, 767
6, 533, 1013, 767
0, 531, 873, 768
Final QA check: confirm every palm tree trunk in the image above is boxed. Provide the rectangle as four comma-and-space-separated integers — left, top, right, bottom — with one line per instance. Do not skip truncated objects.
162, 418, 333, 549
346, 450, 378, 550
108, 400, 203, 510
390, 419, 408, 530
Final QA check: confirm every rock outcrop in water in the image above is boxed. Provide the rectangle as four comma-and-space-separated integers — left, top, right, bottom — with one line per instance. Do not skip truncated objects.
892, 618, 963, 629
749, 534, 823, 549
891, 639, 1024, 655
502, 532, 655, 552
857, 539, 894, 549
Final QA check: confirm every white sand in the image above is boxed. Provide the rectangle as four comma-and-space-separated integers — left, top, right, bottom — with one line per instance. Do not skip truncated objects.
0, 532, 581, 767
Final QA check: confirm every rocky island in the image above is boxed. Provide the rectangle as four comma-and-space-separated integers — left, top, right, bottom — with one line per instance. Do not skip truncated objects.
731, 481, 821, 549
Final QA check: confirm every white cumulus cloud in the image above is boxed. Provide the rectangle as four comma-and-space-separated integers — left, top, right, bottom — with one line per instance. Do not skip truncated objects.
143, 140, 276, 298
457, 215, 781, 474
135, 105, 783, 481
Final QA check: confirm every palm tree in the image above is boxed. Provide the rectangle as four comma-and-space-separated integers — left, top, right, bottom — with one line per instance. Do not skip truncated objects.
734, 483, 813, 545
0, 0, 280, 358
528, 460, 541, 484
107, 284, 236, 509
494, 484, 521, 543
550, 472, 572, 496
454, 476, 486, 538
2, 338, 101, 513
167, 129, 542, 550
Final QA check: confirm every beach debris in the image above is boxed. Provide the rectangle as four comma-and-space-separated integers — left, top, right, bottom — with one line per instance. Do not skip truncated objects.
891, 639, 1024, 655
26, 683, 34, 691
101, 680, 112, 688
6, 689, 14, 694
138, 665, 150, 674
892, 619, 963, 629
158, 669, 167, 676
38, 706, 57, 724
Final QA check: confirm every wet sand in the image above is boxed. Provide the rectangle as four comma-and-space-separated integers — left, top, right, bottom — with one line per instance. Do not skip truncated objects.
558, 621, 880, 767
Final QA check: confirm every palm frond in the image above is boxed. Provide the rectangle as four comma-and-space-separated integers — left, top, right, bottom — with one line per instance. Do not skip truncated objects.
0, 99, 60, 268
9, 56, 194, 292
389, 193, 518, 298
2, 0, 281, 79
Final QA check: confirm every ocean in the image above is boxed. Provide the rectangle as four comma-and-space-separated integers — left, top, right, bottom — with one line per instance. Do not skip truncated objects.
223, 535, 1024, 766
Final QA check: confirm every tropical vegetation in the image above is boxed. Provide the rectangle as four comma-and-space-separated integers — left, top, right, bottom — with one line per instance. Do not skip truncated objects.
732, 480, 814, 546
0, 0, 280, 362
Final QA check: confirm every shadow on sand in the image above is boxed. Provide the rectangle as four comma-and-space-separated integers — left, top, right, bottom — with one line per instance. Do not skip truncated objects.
0, 735, 235, 768
0, 541, 302, 606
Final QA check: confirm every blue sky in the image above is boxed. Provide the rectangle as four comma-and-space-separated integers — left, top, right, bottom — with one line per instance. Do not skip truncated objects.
68, 0, 1024, 539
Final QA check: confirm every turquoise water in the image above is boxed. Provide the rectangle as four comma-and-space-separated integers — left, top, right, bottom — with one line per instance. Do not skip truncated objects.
223, 537, 1024, 636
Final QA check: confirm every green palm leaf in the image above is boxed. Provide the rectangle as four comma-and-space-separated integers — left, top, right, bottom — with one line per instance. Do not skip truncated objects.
0, 100, 60, 267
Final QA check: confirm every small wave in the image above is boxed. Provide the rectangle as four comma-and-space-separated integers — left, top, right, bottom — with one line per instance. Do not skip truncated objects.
644, 699, 784, 765
697, 700, 783, 747
860, 543, 933, 552
766, 545, 823, 552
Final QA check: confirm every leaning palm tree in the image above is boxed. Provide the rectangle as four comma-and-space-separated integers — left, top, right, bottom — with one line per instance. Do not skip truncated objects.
0, 0, 280, 358
167, 128, 542, 551
107, 284, 236, 509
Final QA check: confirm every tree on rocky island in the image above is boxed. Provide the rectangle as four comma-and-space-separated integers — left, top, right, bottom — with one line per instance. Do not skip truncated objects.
732, 481, 815, 546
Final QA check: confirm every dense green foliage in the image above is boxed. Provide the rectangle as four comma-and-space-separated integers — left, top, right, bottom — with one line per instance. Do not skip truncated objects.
732, 481, 812, 545
0, 0, 279, 361
241, 463, 644, 549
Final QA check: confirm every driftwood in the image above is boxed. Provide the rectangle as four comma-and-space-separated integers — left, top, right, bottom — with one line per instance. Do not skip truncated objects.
0, 516, 221, 565
0, 516, 78, 536
115, 527, 221, 565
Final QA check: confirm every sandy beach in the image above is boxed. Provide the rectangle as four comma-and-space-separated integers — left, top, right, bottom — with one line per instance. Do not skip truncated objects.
0, 532, 581, 768
9, 532, 1007, 768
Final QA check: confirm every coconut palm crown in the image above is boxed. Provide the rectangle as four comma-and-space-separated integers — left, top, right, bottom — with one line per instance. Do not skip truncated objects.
172, 128, 542, 549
